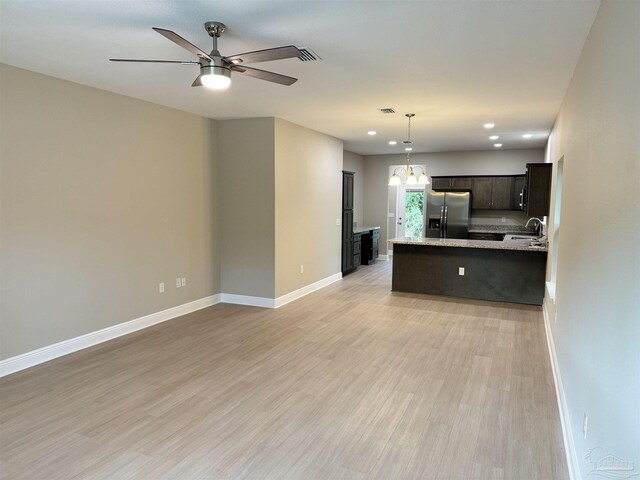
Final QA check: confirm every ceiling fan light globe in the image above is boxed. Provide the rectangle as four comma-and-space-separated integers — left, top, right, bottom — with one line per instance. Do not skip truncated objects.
200, 65, 231, 89
201, 73, 231, 89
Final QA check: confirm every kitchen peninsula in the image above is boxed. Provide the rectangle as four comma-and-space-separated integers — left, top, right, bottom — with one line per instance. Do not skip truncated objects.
390, 237, 547, 305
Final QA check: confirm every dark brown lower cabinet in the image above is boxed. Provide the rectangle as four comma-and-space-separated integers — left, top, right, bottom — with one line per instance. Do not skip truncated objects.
360, 228, 380, 265
353, 233, 362, 268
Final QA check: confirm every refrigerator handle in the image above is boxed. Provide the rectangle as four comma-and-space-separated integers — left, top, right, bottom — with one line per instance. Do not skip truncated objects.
439, 206, 445, 238
443, 206, 448, 238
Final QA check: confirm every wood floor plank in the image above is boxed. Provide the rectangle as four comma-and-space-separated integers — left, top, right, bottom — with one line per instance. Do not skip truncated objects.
0, 260, 568, 479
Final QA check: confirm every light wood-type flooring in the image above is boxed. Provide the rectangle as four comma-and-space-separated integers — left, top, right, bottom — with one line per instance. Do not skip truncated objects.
0, 260, 567, 479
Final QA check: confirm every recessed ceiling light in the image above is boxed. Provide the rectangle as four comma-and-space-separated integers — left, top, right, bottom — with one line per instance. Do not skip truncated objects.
367, 131, 377, 136
388, 140, 397, 145
405, 147, 413, 151
522, 133, 533, 138
484, 123, 495, 129
489, 135, 499, 140
494, 143, 503, 148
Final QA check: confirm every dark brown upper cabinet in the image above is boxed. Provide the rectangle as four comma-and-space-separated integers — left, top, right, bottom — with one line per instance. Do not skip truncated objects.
431, 174, 528, 211
472, 177, 512, 209
342, 171, 354, 210
432, 177, 472, 190
524, 163, 552, 217
512, 175, 526, 210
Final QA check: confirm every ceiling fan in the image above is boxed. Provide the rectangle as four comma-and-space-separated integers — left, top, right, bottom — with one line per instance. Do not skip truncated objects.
110, 21, 302, 89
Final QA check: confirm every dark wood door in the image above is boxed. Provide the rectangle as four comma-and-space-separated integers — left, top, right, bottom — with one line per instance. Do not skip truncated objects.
341, 209, 353, 272
526, 164, 552, 217
342, 171, 355, 274
451, 177, 473, 190
491, 177, 513, 209
431, 177, 452, 190
342, 172, 354, 210
512, 176, 526, 210
472, 178, 492, 209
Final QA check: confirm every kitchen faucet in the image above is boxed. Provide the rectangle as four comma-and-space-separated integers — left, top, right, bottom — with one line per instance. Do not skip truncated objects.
525, 217, 544, 236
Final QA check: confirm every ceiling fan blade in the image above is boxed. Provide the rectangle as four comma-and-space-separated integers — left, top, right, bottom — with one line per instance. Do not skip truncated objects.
192, 75, 203, 87
224, 46, 301, 65
110, 59, 199, 64
231, 65, 297, 86
152, 27, 212, 61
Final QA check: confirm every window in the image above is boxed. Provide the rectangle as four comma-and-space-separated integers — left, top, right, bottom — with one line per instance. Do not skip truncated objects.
404, 190, 425, 237
550, 157, 564, 289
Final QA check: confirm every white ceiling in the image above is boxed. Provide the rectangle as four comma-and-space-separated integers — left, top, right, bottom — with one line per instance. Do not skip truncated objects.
0, 0, 600, 155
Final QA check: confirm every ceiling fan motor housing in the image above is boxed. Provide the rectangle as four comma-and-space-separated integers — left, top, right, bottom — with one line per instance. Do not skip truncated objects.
200, 64, 231, 79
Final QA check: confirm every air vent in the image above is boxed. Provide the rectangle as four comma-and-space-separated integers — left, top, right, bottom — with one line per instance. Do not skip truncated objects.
379, 108, 396, 114
298, 48, 321, 61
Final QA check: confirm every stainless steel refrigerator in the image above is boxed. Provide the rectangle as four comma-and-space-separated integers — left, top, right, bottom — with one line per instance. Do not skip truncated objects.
425, 191, 471, 239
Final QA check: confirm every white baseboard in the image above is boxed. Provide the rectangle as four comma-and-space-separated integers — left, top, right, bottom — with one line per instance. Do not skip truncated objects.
273, 272, 342, 308
220, 273, 342, 309
1, 272, 344, 377
543, 296, 580, 480
220, 293, 276, 308
0, 294, 221, 378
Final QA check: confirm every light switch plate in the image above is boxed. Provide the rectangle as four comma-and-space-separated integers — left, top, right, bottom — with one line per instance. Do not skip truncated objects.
458, 267, 465, 276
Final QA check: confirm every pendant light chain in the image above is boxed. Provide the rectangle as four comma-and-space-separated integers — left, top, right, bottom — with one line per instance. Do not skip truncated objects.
388, 113, 430, 186
406, 113, 414, 173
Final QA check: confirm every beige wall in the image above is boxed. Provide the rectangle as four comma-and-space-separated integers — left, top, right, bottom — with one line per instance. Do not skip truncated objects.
543, 0, 640, 474
342, 150, 364, 226
217, 117, 342, 300
275, 119, 342, 297
363, 149, 544, 249
0, 64, 220, 359
218, 118, 276, 298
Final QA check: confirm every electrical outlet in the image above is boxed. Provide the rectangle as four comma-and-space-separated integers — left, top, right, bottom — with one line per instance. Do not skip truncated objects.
176, 277, 181, 288
583, 413, 588, 439
458, 267, 465, 276
181, 277, 186, 287
502, 217, 506, 223
159, 282, 165, 293
300, 265, 304, 274
336, 218, 340, 226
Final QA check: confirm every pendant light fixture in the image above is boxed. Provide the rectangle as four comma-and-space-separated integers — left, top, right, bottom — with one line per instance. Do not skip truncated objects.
388, 113, 430, 186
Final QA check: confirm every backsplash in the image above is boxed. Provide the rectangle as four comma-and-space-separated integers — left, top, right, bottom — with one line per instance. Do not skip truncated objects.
470, 210, 529, 227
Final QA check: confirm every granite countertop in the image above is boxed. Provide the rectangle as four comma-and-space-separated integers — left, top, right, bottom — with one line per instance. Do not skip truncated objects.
468, 224, 535, 234
354, 225, 381, 234
389, 236, 548, 252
